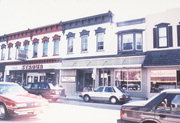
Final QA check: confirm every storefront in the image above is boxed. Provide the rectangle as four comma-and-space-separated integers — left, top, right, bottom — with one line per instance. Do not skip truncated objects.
4, 58, 61, 85
143, 49, 180, 98
61, 55, 145, 95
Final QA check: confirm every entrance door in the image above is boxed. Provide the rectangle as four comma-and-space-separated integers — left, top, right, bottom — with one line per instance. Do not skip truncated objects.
84, 73, 93, 89
26, 73, 46, 83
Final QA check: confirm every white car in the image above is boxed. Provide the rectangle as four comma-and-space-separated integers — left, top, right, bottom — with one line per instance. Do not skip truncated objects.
80, 86, 131, 104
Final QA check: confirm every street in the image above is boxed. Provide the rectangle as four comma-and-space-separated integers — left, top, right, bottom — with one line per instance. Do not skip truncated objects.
0, 101, 121, 123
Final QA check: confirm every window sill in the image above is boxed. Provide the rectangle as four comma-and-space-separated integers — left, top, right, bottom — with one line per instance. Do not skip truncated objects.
42, 55, 48, 57
53, 54, 59, 56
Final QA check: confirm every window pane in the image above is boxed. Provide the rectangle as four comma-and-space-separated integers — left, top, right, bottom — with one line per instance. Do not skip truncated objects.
159, 27, 167, 37
159, 38, 167, 47
81, 35, 88, 52
159, 27, 167, 47
97, 33, 104, 50
54, 39, 59, 55
136, 33, 142, 50
67, 37, 73, 53
122, 34, 133, 50
43, 41, 48, 56
33, 43, 38, 57
24, 44, 28, 58
115, 69, 141, 91
150, 70, 176, 93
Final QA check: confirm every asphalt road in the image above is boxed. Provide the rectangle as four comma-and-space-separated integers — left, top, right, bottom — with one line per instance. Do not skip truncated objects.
0, 100, 121, 123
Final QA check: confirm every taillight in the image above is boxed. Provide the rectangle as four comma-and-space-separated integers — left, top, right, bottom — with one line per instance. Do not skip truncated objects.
50, 90, 56, 94
120, 109, 123, 119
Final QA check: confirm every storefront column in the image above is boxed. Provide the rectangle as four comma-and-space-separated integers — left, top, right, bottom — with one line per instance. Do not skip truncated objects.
93, 68, 99, 88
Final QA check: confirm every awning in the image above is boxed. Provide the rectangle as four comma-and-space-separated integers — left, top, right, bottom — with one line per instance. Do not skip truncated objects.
143, 49, 180, 67
62, 56, 145, 69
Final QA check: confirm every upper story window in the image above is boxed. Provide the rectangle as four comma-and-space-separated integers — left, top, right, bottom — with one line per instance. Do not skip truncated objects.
95, 27, 106, 51
15, 41, 21, 59
177, 25, 180, 46
66, 32, 75, 54
42, 37, 49, 57
118, 29, 143, 52
32, 38, 39, 58
53, 34, 61, 55
153, 23, 173, 48
8, 43, 13, 60
23, 40, 30, 59
80, 30, 89, 52
1, 44, 6, 60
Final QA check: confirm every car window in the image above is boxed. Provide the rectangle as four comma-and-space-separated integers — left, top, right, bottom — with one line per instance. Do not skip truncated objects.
31, 83, 39, 89
94, 87, 104, 92
0, 84, 27, 94
104, 87, 114, 92
39, 83, 49, 89
23, 83, 32, 89
171, 95, 180, 114
156, 94, 179, 114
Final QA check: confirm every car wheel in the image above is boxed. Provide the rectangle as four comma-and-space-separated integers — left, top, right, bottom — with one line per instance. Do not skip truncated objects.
0, 104, 8, 120
83, 95, 90, 102
110, 97, 118, 104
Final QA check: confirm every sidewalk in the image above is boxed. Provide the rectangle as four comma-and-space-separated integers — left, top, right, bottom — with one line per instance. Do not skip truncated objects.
62, 94, 146, 102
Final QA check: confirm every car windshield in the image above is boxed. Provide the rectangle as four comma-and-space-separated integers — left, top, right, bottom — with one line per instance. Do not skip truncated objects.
0, 84, 27, 94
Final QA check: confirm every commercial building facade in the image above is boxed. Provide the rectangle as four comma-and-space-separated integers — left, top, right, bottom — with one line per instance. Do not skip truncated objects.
0, 8, 180, 98
0, 24, 62, 86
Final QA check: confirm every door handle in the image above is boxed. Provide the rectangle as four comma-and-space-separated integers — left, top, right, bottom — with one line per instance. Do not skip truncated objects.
159, 114, 166, 118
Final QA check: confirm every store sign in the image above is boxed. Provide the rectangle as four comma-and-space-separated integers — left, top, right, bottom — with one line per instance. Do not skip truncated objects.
18, 49, 27, 61
22, 64, 43, 70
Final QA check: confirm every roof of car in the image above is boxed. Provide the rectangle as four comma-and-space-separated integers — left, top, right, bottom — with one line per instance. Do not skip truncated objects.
161, 89, 180, 93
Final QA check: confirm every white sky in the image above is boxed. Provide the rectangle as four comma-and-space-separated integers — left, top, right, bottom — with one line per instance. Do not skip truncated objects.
0, 0, 180, 35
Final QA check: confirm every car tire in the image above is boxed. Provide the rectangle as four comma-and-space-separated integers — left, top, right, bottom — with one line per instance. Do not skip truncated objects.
0, 104, 8, 120
110, 97, 118, 104
83, 95, 91, 102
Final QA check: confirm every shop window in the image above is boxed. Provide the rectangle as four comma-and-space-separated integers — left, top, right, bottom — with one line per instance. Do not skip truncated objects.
150, 70, 176, 93
153, 23, 173, 48
99, 69, 111, 86
115, 69, 141, 91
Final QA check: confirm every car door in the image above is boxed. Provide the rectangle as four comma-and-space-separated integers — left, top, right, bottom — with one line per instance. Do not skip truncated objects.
38, 83, 49, 97
154, 94, 180, 123
103, 87, 115, 101
90, 87, 104, 101
30, 83, 39, 95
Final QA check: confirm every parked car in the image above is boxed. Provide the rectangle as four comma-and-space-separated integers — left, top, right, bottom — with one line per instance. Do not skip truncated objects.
117, 89, 180, 123
80, 86, 131, 104
0, 82, 49, 120
23, 82, 66, 102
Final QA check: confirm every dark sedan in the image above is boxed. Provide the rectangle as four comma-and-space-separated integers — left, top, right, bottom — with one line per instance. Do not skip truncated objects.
23, 82, 66, 102
117, 89, 180, 123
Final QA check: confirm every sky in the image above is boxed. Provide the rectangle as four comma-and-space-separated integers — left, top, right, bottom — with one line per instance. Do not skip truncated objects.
0, 0, 180, 35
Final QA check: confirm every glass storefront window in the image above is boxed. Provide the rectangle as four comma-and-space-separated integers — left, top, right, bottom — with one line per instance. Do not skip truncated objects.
115, 69, 141, 91
150, 70, 176, 93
